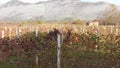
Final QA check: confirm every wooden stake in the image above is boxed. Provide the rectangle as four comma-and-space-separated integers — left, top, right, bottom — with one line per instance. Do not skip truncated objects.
116, 28, 119, 36
1, 30, 5, 39
4, 27, 7, 31
110, 26, 113, 34
19, 28, 22, 36
9, 28, 12, 39
35, 55, 39, 68
73, 25, 78, 32
57, 34, 61, 68
35, 27, 39, 37
35, 27, 39, 68
16, 28, 19, 38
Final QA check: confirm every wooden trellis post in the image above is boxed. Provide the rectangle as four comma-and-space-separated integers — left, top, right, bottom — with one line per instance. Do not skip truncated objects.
60, 25, 64, 44
1, 30, 5, 39
16, 28, 19, 38
103, 26, 106, 34
29, 27, 32, 32
116, 28, 119, 36
4, 27, 7, 31
35, 55, 39, 68
73, 25, 78, 32
95, 30, 98, 35
35, 27, 39, 68
19, 28, 22, 36
57, 33, 61, 68
110, 26, 113, 34
82, 28, 85, 33
80, 27, 82, 33
61, 28, 63, 44
35, 27, 39, 37
9, 28, 12, 39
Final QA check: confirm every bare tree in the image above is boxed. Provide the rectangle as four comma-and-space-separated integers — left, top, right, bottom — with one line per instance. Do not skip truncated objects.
103, 4, 120, 25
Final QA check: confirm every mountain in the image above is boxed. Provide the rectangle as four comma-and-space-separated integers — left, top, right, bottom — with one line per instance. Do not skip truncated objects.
35, 0, 51, 4
0, 0, 112, 22
0, 3, 2, 6
0, 0, 31, 8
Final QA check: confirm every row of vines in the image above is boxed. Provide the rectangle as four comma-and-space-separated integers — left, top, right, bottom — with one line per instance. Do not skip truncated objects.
0, 25, 120, 68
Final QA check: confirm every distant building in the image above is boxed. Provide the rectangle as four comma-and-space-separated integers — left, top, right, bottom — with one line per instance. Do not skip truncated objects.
89, 21, 99, 26
92, 19, 106, 25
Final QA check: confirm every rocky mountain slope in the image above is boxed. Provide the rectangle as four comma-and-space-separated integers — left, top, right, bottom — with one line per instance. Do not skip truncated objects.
0, 0, 112, 22
0, 0, 31, 8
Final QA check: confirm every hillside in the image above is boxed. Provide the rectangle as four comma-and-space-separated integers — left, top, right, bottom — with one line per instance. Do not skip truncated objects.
0, 0, 31, 8
0, 0, 111, 22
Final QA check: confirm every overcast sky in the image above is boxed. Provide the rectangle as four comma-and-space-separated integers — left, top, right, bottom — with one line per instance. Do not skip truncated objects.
81, 0, 120, 5
0, 0, 120, 5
